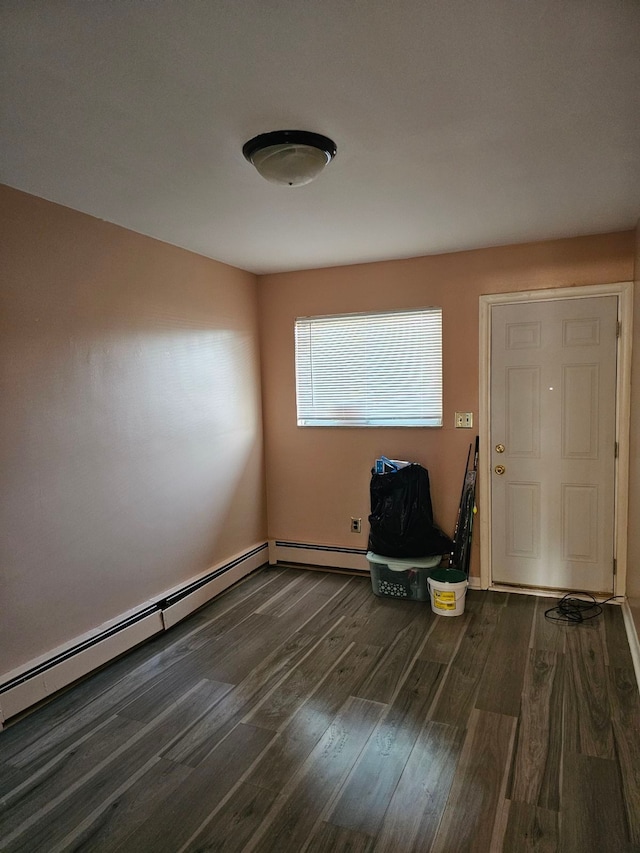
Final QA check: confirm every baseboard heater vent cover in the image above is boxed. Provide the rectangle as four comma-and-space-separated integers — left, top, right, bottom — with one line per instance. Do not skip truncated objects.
0, 543, 268, 725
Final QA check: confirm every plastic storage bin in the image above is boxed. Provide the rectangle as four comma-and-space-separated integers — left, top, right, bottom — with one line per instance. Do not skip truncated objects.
367, 551, 442, 601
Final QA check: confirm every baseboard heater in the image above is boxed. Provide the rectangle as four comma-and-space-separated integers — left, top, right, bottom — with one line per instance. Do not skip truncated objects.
0, 543, 268, 726
271, 540, 370, 573
270, 540, 483, 590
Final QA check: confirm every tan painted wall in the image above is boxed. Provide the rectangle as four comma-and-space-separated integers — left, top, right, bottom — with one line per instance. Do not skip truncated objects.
627, 218, 640, 632
258, 233, 634, 578
1, 186, 266, 676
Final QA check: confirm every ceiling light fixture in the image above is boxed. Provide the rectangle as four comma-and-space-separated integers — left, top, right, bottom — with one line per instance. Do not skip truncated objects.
242, 130, 337, 187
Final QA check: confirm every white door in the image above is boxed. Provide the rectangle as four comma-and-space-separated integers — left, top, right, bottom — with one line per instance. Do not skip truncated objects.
490, 296, 618, 594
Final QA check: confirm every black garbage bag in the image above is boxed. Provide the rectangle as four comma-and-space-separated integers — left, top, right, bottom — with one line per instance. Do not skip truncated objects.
368, 463, 453, 558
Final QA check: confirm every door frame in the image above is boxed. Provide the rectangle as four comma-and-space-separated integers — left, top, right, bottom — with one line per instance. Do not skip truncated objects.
479, 282, 633, 595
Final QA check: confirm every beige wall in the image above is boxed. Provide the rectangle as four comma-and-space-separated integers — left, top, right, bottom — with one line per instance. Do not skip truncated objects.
1, 186, 266, 676
628, 218, 640, 631
258, 233, 634, 578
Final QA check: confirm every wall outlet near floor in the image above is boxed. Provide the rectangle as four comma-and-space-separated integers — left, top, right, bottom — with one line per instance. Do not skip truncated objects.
351, 517, 362, 533
455, 412, 473, 429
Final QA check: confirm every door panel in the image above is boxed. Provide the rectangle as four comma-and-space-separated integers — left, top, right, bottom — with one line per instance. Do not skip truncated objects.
562, 484, 598, 561
562, 364, 599, 457
506, 366, 540, 456
506, 482, 540, 557
491, 296, 617, 593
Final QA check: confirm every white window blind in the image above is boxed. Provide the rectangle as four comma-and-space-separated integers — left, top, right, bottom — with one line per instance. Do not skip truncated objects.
295, 307, 443, 427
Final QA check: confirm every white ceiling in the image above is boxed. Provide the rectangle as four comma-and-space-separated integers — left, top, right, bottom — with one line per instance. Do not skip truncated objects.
1, 1, 639, 274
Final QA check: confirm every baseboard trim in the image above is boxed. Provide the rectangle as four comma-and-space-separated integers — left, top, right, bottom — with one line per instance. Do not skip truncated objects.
0, 542, 268, 726
622, 599, 640, 689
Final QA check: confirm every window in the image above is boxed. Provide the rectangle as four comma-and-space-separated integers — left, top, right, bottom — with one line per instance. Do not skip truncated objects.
295, 307, 443, 427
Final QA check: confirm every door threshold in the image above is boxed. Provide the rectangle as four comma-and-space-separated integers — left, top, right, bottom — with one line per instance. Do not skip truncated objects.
489, 582, 622, 604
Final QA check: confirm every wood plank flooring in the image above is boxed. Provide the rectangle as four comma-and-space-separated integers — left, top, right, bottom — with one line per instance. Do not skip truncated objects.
1, 566, 639, 852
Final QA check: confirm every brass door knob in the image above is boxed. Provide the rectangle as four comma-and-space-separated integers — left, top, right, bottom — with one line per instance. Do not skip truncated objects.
495, 444, 505, 453
494, 465, 506, 475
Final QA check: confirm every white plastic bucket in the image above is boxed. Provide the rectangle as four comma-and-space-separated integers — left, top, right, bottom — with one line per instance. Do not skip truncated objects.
427, 569, 468, 617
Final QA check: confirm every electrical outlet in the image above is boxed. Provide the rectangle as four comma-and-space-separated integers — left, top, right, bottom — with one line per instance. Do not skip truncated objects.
351, 517, 362, 533
455, 412, 473, 429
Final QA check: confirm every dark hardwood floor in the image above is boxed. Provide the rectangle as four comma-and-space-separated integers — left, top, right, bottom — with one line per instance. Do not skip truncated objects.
1, 566, 639, 852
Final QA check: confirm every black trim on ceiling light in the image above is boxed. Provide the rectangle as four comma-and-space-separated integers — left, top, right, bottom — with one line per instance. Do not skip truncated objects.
242, 130, 337, 163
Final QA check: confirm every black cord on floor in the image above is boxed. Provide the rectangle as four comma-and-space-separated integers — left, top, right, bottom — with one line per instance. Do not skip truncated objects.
544, 592, 624, 623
